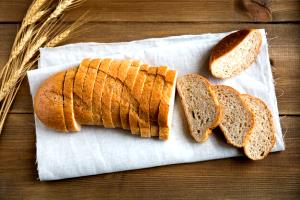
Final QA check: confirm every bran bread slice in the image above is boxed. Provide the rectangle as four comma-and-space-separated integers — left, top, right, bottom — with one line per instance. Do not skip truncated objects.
120, 60, 141, 130
158, 69, 178, 140
149, 66, 168, 136
176, 74, 220, 142
209, 29, 262, 79
241, 94, 276, 160
101, 60, 122, 128
81, 58, 102, 125
92, 58, 113, 125
34, 71, 67, 132
73, 58, 91, 124
139, 67, 157, 137
63, 67, 81, 132
214, 85, 254, 147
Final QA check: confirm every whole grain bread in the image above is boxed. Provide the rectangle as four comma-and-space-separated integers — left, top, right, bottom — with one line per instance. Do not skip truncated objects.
63, 67, 81, 132
209, 29, 262, 79
176, 74, 221, 143
34, 71, 67, 132
241, 94, 276, 160
214, 85, 254, 147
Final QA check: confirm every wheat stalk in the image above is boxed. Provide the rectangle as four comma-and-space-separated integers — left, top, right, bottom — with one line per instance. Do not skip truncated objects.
0, 0, 87, 134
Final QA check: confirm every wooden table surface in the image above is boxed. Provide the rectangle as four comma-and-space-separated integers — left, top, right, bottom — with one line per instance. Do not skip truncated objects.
0, 0, 299, 199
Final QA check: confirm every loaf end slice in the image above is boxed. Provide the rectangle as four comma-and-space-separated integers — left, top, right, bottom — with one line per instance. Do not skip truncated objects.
34, 71, 67, 132
209, 29, 262, 79
241, 94, 276, 160
214, 85, 254, 147
176, 74, 221, 143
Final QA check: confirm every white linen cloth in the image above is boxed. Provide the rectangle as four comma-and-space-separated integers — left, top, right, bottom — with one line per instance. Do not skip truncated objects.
27, 29, 284, 181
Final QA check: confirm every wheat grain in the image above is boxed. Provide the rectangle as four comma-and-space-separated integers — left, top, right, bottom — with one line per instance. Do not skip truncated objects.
11, 28, 33, 59
23, 10, 47, 28
46, 29, 71, 47
0, 69, 23, 101
23, 0, 48, 26
22, 36, 47, 66
48, 0, 83, 21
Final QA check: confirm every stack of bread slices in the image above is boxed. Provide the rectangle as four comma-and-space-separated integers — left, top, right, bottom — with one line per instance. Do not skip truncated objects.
34, 58, 177, 140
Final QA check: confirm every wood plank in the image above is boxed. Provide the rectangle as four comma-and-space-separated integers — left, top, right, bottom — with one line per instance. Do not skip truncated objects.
2, 23, 299, 115
0, 114, 299, 199
0, 0, 299, 23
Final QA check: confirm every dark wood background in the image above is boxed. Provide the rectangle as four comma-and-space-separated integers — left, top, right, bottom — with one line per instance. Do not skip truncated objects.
0, 0, 299, 199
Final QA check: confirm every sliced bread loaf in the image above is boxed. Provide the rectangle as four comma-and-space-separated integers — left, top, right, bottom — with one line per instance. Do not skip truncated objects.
158, 69, 177, 140
176, 74, 221, 142
214, 85, 254, 147
81, 58, 102, 125
209, 29, 262, 79
92, 58, 112, 125
241, 94, 276, 160
63, 67, 81, 132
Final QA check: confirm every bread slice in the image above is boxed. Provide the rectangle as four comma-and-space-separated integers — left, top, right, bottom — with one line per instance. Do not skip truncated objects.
101, 60, 122, 128
139, 67, 157, 137
120, 60, 141, 130
81, 58, 102, 125
129, 64, 149, 134
158, 69, 177, 140
73, 58, 91, 124
63, 67, 81, 132
241, 94, 276, 160
92, 58, 113, 125
149, 66, 168, 136
34, 71, 67, 132
176, 74, 220, 142
209, 29, 262, 79
214, 85, 254, 147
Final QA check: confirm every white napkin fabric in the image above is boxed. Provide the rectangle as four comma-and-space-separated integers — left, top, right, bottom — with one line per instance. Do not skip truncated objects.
27, 29, 284, 181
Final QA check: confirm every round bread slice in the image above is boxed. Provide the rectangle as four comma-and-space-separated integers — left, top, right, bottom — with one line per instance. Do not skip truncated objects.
176, 74, 220, 142
158, 69, 178, 140
139, 67, 157, 138
63, 67, 81, 132
149, 66, 168, 136
129, 64, 149, 134
101, 60, 122, 128
214, 85, 254, 147
120, 60, 141, 130
92, 58, 113, 125
73, 58, 91, 124
209, 29, 262, 79
34, 71, 67, 132
81, 58, 102, 125
241, 94, 276, 160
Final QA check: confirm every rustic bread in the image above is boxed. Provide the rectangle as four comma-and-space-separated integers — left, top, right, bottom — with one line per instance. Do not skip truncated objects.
92, 58, 112, 125
158, 69, 178, 140
81, 58, 102, 125
129, 64, 149, 134
73, 58, 91, 124
102, 60, 121, 128
241, 94, 276, 160
139, 67, 157, 138
34, 71, 67, 132
63, 67, 81, 132
120, 60, 141, 130
176, 74, 221, 142
214, 85, 254, 147
150, 66, 168, 136
209, 29, 262, 79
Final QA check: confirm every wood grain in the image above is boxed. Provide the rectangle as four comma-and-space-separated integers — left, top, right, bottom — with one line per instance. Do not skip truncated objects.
0, 114, 299, 199
3, 23, 299, 115
0, 0, 299, 23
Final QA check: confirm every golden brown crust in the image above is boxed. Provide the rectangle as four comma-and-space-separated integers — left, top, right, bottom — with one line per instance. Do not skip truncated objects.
129, 64, 149, 134
139, 67, 157, 137
102, 60, 121, 128
214, 85, 255, 148
81, 58, 102, 125
73, 58, 91, 124
63, 67, 81, 132
241, 94, 276, 160
92, 58, 113, 125
34, 71, 67, 132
